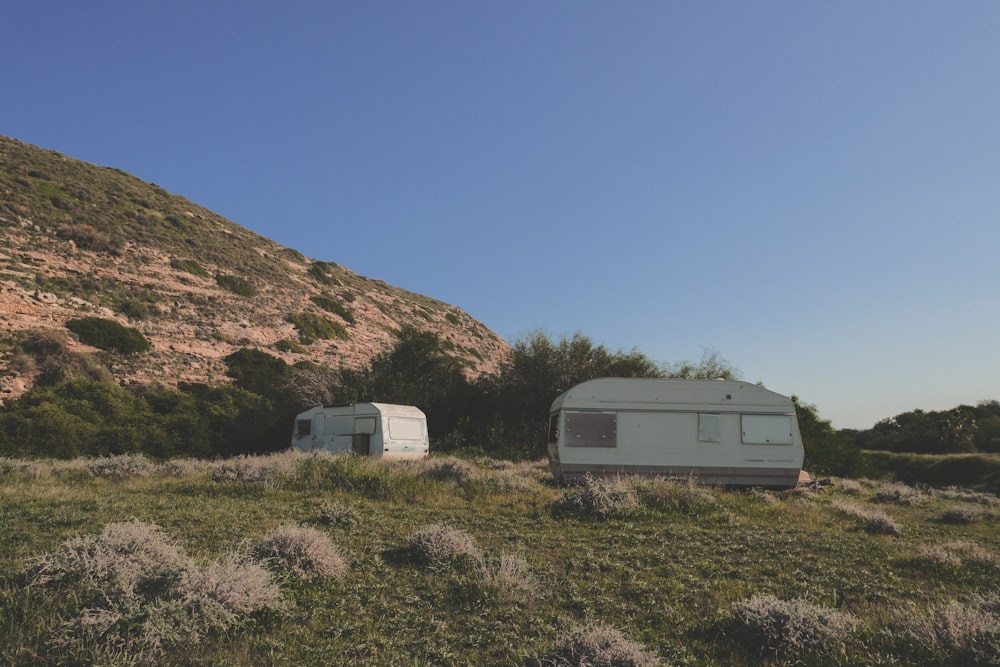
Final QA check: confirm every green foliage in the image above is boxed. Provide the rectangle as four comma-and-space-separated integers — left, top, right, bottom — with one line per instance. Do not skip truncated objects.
794, 397, 861, 476
309, 294, 356, 324
114, 298, 151, 321
214, 273, 256, 297
273, 338, 304, 353
65, 316, 151, 354
169, 258, 209, 278
857, 402, 1000, 455
223, 348, 289, 397
0, 379, 281, 459
11, 328, 112, 386
665, 347, 741, 379
858, 450, 1000, 494
285, 312, 348, 344
307, 261, 341, 285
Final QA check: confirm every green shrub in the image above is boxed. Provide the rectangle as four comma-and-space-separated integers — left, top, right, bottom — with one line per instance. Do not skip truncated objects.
214, 273, 256, 297
66, 316, 151, 354
273, 338, 304, 353
115, 298, 151, 321
170, 258, 210, 278
307, 261, 340, 285
310, 294, 356, 324
285, 312, 348, 344
223, 348, 289, 397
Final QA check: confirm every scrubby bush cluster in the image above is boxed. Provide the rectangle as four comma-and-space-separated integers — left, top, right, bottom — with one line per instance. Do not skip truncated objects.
533, 623, 661, 667
285, 311, 348, 344
252, 524, 347, 578
896, 597, 1000, 666
214, 272, 256, 296
27, 520, 284, 664
832, 499, 902, 536
0, 378, 282, 459
408, 523, 480, 568
724, 593, 857, 659
553, 475, 640, 519
65, 316, 150, 354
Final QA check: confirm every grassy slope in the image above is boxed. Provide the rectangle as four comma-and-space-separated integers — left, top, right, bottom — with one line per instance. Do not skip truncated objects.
1, 454, 998, 666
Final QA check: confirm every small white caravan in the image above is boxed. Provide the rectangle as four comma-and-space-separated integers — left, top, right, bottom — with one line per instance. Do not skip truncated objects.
547, 378, 804, 488
291, 403, 429, 460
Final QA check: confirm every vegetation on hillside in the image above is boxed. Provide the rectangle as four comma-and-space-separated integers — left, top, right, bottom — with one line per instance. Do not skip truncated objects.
1, 452, 998, 665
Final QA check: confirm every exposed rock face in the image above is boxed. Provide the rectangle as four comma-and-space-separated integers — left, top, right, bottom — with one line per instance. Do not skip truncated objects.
0, 136, 510, 401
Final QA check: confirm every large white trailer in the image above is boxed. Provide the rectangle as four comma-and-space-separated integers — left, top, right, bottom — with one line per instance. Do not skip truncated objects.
291, 403, 429, 460
547, 378, 804, 488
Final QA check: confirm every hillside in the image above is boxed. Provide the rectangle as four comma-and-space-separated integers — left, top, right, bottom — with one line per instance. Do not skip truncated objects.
0, 136, 509, 401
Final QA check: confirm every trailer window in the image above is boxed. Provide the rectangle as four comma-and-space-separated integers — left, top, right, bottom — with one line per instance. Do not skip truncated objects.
741, 414, 794, 444
296, 419, 311, 437
548, 412, 560, 443
698, 413, 721, 442
388, 417, 423, 441
565, 411, 617, 447
355, 416, 377, 435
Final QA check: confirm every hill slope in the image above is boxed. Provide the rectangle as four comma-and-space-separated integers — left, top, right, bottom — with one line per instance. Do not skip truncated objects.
0, 136, 509, 401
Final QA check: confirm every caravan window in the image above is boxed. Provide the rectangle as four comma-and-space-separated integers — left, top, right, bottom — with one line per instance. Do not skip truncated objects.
355, 417, 377, 435
565, 411, 617, 447
388, 417, 423, 441
741, 414, 794, 445
698, 413, 721, 442
548, 413, 560, 443
296, 419, 312, 437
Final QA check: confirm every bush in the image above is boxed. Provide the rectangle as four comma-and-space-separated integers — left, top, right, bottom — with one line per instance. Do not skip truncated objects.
832, 500, 901, 536
28, 521, 283, 664
553, 475, 640, 519
897, 598, 1000, 665
251, 524, 347, 578
28, 520, 187, 600
408, 524, 480, 568
725, 594, 857, 659
319, 501, 359, 528
285, 312, 348, 344
214, 273, 256, 297
472, 553, 538, 603
310, 294, 356, 324
66, 316, 151, 354
170, 258, 209, 278
534, 623, 660, 667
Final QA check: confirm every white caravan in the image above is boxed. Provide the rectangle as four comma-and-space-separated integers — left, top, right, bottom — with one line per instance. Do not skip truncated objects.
547, 378, 804, 488
291, 403, 429, 460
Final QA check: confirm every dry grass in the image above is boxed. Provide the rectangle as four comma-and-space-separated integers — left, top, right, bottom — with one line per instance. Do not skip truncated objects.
251, 524, 347, 578
473, 553, 539, 603
725, 593, 857, 658
534, 623, 661, 667
832, 499, 901, 536
553, 475, 640, 519
896, 597, 1000, 665
408, 523, 480, 567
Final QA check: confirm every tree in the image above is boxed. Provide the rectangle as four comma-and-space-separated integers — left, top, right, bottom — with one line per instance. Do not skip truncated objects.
665, 348, 740, 379
793, 397, 859, 476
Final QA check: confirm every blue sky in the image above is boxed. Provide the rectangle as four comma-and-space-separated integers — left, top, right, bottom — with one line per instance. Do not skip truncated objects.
3, 2, 998, 429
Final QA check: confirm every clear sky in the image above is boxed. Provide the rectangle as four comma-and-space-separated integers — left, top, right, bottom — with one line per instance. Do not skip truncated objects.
3, 2, 998, 429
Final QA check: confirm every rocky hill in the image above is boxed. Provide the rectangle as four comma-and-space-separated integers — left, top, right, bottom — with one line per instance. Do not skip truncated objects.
0, 136, 510, 402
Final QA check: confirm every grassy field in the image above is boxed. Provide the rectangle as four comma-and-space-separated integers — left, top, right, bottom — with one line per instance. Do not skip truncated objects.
1, 452, 999, 666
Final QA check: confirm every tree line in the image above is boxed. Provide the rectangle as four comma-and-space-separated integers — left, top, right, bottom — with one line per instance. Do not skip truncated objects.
3, 325, 991, 475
